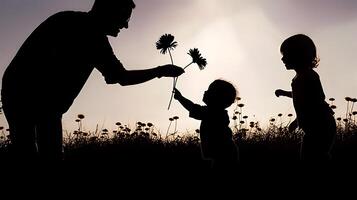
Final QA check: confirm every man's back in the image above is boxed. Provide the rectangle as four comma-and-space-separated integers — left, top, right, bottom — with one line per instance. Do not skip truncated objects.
2, 11, 117, 113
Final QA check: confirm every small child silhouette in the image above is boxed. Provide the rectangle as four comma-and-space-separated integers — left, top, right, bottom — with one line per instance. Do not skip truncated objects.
174, 79, 239, 170
275, 34, 336, 162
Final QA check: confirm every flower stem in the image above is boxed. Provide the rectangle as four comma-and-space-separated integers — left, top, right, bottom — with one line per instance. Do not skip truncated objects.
167, 49, 175, 110
174, 62, 193, 91
183, 62, 193, 70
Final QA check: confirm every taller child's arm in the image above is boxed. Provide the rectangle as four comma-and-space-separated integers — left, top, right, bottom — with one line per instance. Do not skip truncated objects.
275, 89, 292, 98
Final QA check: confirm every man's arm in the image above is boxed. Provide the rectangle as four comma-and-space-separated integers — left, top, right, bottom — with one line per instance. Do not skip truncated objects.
116, 64, 184, 86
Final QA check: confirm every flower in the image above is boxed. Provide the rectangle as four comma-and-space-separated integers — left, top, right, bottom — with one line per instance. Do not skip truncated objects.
77, 114, 85, 119
186, 48, 207, 70
156, 34, 177, 54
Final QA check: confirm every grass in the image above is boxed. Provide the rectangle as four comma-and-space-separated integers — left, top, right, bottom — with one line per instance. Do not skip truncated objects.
0, 97, 356, 172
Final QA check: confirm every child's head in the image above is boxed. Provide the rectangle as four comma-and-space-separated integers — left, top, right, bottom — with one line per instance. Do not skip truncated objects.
280, 34, 319, 70
203, 79, 237, 109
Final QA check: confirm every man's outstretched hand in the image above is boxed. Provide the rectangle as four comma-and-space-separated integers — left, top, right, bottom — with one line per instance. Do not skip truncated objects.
157, 65, 184, 78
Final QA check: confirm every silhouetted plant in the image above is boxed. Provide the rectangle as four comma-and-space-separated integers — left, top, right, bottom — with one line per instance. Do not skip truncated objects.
156, 34, 178, 110
174, 48, 207, 93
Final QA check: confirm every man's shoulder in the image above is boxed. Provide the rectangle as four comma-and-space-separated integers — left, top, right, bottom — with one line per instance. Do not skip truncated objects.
48, 11, 88, 22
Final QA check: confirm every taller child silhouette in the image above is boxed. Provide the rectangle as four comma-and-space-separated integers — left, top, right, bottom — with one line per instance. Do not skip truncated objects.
1, 0, 184, 161
275, 34, 336, 162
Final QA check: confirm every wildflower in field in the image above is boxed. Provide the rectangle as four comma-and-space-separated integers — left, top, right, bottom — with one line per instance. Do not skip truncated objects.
77, 114, 85, 119
102, 129, 108, 135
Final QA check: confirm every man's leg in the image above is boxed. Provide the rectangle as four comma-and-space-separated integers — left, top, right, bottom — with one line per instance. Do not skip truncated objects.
2, 106, 38, 161
36, 113, 63, 161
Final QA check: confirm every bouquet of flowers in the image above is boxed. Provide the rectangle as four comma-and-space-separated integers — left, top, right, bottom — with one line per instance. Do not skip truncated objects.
156, 34, 207, 110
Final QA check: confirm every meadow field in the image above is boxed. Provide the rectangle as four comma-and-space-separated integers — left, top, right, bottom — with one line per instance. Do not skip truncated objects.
0, 97, 356, 172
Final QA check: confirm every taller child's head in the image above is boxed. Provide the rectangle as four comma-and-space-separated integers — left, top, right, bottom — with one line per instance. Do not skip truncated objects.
280, 34, 319, 70
203, 79, 237, 109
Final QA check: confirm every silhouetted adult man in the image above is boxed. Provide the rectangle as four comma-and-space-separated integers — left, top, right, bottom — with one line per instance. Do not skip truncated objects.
1, 0, 184, 161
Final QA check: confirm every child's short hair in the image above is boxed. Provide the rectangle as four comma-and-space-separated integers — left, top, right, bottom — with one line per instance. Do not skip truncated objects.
280, 34, 319, 68
208, 79, 237, 109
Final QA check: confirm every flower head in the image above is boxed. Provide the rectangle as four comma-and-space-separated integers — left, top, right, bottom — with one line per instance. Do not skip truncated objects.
77, 114, 85, 119
156, 34, 178, 54
187, 48, 207, 70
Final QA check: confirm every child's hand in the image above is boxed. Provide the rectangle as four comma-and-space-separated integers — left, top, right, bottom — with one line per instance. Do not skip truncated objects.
275, 89, 285, 97
173, 88, 182, 99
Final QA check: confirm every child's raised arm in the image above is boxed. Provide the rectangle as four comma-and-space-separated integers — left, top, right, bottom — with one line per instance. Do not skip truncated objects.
275, 89, 292, 98
173, 88, 196, 112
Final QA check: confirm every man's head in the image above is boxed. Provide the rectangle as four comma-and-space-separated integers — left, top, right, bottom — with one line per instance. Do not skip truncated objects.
90, 0, 136, 37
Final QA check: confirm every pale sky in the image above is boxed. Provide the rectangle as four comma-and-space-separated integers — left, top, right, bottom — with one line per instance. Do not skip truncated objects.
0, 0, 356, 135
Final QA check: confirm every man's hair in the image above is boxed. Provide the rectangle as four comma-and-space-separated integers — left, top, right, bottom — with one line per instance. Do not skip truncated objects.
92, 0, 136, 11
